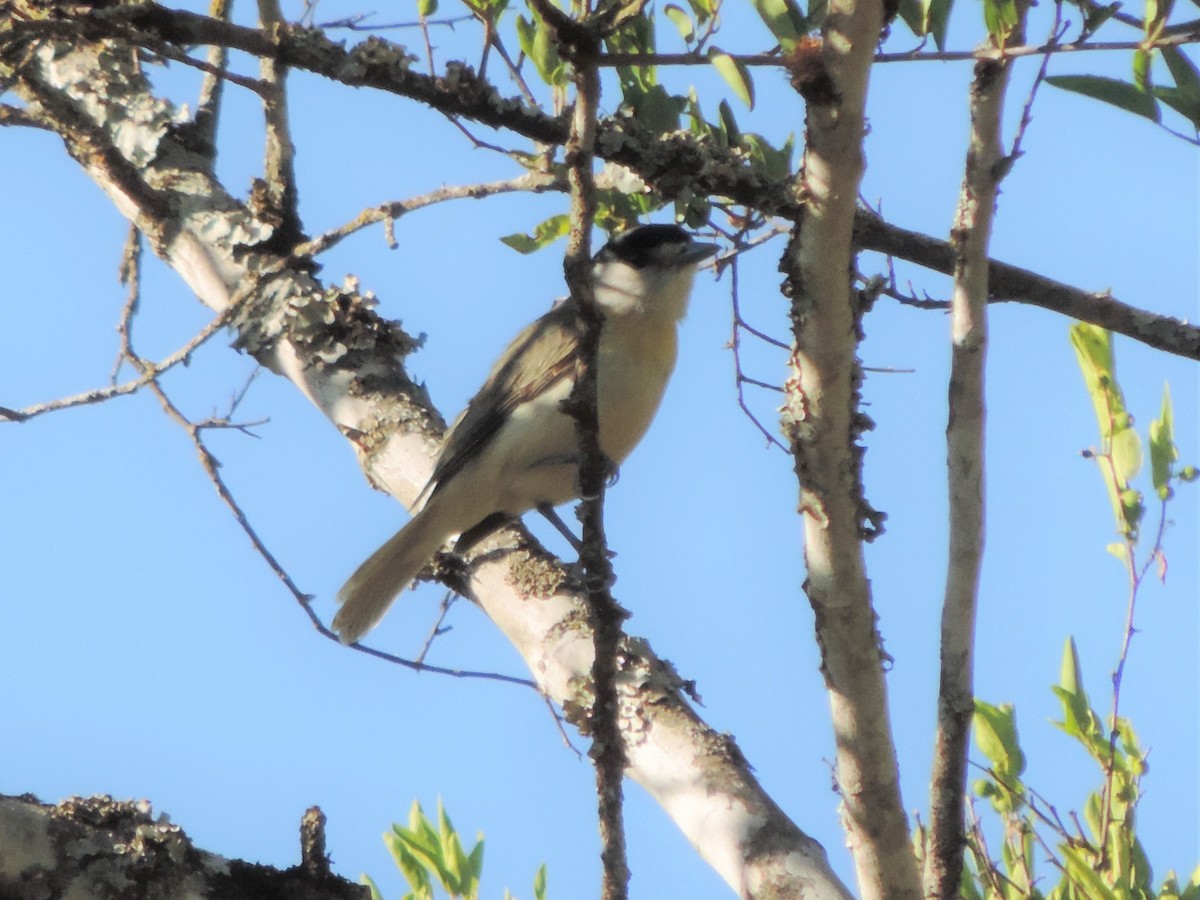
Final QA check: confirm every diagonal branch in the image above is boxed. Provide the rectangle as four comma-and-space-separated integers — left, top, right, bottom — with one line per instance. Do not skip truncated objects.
854, 212, 1200, 361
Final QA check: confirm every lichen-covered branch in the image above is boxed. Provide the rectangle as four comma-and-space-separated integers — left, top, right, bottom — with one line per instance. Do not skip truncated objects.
780, 4, 923, 898
0, 793, 366, 900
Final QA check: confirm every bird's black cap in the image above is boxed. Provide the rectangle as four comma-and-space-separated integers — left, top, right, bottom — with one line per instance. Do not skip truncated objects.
597, 224, 713, 268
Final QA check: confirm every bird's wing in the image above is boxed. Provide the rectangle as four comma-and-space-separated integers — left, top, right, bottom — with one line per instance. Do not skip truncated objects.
423, 300, 581, 499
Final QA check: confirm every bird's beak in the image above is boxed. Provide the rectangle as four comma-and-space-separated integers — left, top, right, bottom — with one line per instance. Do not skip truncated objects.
682, 242, 720, 266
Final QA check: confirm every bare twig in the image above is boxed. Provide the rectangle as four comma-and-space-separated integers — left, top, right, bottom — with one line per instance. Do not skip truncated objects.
316, 14, 475, 31
2, 304, 241, 423
597, 31, 1200, 67
728, 253, 788, 451
298, 172, 566, 257
110, 225, 143, 384
412, 590, 459, 666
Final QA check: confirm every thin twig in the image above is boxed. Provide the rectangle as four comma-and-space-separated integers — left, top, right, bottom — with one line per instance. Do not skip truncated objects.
597, 31, 1200, 68
728, 254, 788, 451
110, 225, 143, 384
316, 14, 474, 31
413, 590, 459, 666
297, 172, 565, 257
2, 304, 241, 423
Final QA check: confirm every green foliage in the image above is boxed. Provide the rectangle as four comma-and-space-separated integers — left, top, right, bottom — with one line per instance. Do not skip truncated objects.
956, 331, 1196, 899
1047, 45, 1200, 132
964, 640, 1198, 900
366, 799, 547, 900
1048, 74, 1163, 122
500, 214, 571, 253
1070, 324, 1195, 556
750, 0, 808, 48
516, 11, 568, 87
1071, 323, 1145, 541
982, 0, 1020, 45
708, 49, 755, 108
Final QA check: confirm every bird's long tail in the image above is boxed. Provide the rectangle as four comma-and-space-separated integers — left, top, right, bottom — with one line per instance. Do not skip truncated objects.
333, 502, 454, 644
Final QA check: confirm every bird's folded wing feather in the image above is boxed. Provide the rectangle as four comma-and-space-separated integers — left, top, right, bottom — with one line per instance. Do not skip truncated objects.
423, 301, 581, 499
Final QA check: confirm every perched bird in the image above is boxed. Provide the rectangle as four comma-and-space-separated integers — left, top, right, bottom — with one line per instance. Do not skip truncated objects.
333, 224, 717, 644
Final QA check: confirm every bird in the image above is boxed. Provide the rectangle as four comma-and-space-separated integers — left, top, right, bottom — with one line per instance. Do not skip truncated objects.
332, 223, 718, 644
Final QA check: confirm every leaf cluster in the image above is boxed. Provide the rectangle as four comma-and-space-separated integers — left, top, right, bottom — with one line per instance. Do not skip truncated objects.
964, 640, 1200, 900
364, 799, 548, 900
1070, 323, 1197, 557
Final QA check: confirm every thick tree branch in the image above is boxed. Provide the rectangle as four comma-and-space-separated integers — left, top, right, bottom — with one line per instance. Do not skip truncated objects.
9, 28, 852, 900
780, 4, 922, 899
0, 793, 365, 900
854, 212, 1200, 361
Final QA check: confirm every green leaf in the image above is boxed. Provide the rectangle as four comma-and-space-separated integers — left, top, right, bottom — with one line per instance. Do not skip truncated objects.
622, 83, 686, 135
1111, 426, 1143, 486
709, 49, 755, 108
1063, 845, 1119, 900
1134, 48, 1153, 92
1055, 639, 1109, 755
664, 3, 696, 41
1046, 75, 1161, 122
418, 0, 438, 16
685, 0, 717, 22
534, 863, 548, 900
362, 873, 385, 900
500, 214, 571, 253
982, 0, 1019, 43
926, 0, 954, 48
1083, 1, 1120, 34
1162, 45, 1200, 95
1153, 86, 1200, 128
516, 13, 566, 86
896, 0, 925, 35
1105, 541, 1131, 566
744, 132, 796, 180
750, 0, 807, 47
1145, 0, 1175, 34
1149, 382, 1178, 495
1059, 636, 1084, 695
973, 699, 1027, 779
717, 99, 741, 144
1156, 46, 1200, 125
1070, 322, 1125, 439
467, 837, 485, 880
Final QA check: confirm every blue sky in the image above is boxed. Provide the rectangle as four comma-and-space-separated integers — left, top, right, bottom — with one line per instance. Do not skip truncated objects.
2, 2, 1197, 897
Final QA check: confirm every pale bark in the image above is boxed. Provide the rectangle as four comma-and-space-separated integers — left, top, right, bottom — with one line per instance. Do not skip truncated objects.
925, 35, 1024, 897
780, 1, 924, 897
